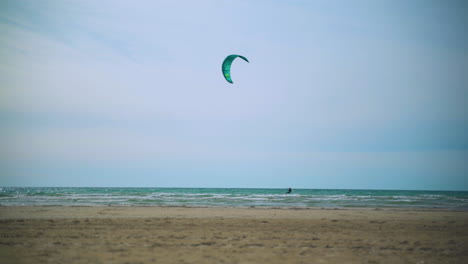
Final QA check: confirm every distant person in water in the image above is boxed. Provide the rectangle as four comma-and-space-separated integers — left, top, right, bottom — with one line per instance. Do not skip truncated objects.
286, 187, 292, 194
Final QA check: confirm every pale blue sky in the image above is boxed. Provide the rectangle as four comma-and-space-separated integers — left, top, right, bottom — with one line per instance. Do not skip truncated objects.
1, 0, 467, 190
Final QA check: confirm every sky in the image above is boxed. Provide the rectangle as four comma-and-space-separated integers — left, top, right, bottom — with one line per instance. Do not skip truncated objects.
0, 0, 467, 190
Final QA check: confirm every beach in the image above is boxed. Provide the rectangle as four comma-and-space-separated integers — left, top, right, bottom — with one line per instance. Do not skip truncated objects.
0, 206, 467, 263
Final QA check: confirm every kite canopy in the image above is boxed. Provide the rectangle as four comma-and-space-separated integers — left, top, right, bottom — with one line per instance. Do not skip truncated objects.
222, 54, 249, 83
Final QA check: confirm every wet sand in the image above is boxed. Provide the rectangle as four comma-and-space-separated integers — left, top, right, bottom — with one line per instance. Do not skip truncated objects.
1, 206, 467, 263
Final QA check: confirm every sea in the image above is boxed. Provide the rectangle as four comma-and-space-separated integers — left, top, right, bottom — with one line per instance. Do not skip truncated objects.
1, 187, 468, 209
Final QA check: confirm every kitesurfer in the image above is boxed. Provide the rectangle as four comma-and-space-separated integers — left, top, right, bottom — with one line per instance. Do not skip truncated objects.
286, 187, 292, 194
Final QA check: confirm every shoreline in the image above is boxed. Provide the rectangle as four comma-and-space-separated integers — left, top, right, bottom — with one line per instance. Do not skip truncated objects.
1, 204, 467, 212
1, 206, 467, 263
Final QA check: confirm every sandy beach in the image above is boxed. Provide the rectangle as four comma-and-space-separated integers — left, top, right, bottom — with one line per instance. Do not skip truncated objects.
0, 206, 467, 264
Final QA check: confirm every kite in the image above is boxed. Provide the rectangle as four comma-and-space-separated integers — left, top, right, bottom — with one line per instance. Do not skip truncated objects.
221, 54, 249, 83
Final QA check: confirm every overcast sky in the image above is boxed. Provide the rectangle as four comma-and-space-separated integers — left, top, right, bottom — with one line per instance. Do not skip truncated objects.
1, 0, 467, 190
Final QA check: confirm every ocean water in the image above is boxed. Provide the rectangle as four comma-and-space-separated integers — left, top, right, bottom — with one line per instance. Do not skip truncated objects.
1, 187, 467, 209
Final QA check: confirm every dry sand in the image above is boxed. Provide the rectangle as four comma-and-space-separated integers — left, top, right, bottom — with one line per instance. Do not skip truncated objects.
0, 206, 467, 263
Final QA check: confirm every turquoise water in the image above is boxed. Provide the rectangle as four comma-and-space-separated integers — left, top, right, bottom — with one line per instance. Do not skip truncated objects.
1, 187, 467, 209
